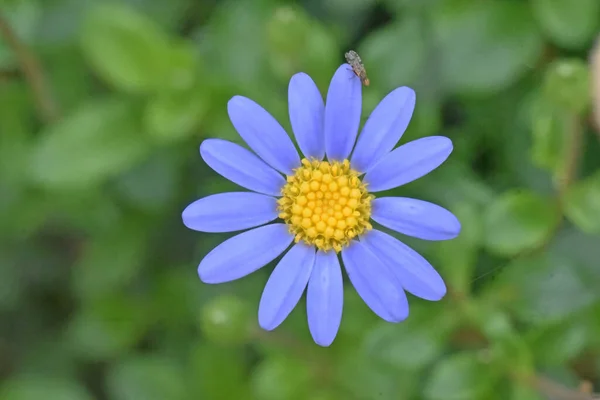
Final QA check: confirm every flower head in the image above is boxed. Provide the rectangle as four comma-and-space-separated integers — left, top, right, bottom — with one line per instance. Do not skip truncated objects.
182, 64, 461, 346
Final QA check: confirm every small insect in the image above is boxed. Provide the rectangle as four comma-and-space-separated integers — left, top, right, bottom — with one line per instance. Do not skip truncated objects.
345, 50, 370, 86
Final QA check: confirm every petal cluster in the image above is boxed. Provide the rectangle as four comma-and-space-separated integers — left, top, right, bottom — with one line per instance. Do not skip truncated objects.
182, 64, 460, 346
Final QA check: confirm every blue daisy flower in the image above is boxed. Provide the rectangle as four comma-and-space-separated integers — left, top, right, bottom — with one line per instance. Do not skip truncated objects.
182, 64, 461, 347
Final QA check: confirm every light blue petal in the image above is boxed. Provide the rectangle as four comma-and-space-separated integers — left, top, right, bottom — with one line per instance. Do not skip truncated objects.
259, 243, 316, 331
371, 197, 461, 241
364, 136, 453, 192
200, 139, 285, 196
351, 87, 416, 172
324, 64, 362, 161
182, 192, 278, 233
288, 73, 325, 160
307, 251, 343, 347
228, 96, 300, 175
341, 241, 409, 322
361, 229, 446, 301
198, 224, 293, 284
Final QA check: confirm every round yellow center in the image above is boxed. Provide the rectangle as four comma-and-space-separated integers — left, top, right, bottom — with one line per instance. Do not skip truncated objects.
278, 158, 374, 253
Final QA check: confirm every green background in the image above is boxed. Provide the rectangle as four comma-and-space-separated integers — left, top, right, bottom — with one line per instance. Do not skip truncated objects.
1, 0, 600, 399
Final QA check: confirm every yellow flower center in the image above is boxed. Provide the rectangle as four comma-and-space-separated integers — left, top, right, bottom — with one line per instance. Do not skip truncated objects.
278, 158, 374, 253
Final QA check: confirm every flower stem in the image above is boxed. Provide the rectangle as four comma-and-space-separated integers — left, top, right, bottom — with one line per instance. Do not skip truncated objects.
0, 12, 59, 123
527, 374, 600, 400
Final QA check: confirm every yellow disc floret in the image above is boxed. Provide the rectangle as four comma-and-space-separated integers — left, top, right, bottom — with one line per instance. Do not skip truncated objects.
278, 158, 374, 253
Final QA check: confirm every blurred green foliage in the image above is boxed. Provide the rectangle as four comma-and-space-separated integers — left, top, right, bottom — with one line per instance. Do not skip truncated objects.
1, 0, 600, 399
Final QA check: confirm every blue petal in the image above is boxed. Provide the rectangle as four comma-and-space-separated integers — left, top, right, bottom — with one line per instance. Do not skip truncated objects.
371, 197, 461, 241
324, 64, 362, 161
228, 95, 301, 175
198, 224, 293, 284
364, 136, 453, 192
182, 192, 278, 233
200, 139, 285, 196
341, 241, 409, 322
351, 87, 416, 172
259, 243, 316, 331
288, 73, 325, 160
361, 229, 446, 301
307, 250, 343, 347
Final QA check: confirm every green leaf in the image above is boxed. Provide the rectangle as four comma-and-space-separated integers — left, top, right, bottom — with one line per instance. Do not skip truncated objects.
0, 82, 33, 185
335, 352, 418, 400
81, 3, 175, 93
266, 6, 338, 88
144, 87, 207, 143
251, 356, 313, 400
303, 390, 339, 400
65, 294, 150, 360
0, 248, 23, 309
423, 352, 498, 400
45, 188, 123, 234
71, 219, 149, 300
414, 161, 496, 208
358, 16, 426, 91
322, 0, 375, 40
432, 0, 543, 93
405, 98, 443, 140
564, 170, 600, 234
542, 367, 582, 389
492, 254, 600, 324
118, 0, 191, 30
114, 150, 182, 211
381, 0, 442, 14
29, 97, 151, 189
435, 203, 482, 293
362, 302, 455, 370
475, 306, 517, 340
199, 1, 269, 87
474, 306, 534, 373
587, 303, 600, 348
43, 46, 95, 113
552, 226, 600, 275
510, 382, 545, 400
0, 377, 93, 400
161, 40, 198, 91
483, 190, 558, 256
530, 93, 568, 174
17, 336, 77, 379
189, 342, 248, 398
543, 59, 591, 114
0, 0, 41, 67
106, 355, 187, 400
332, 286, 381, 349
532, 0, 600, 50
150, 269, 202, 330
0, 82, 33, 182
526, 318, 589, 366
35, 0, 91, 46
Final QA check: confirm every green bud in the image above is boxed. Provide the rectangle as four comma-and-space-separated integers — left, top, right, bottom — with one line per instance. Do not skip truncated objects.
543, 59, 591, 114
266, 6, 337, 87
198, 295, 253, 345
